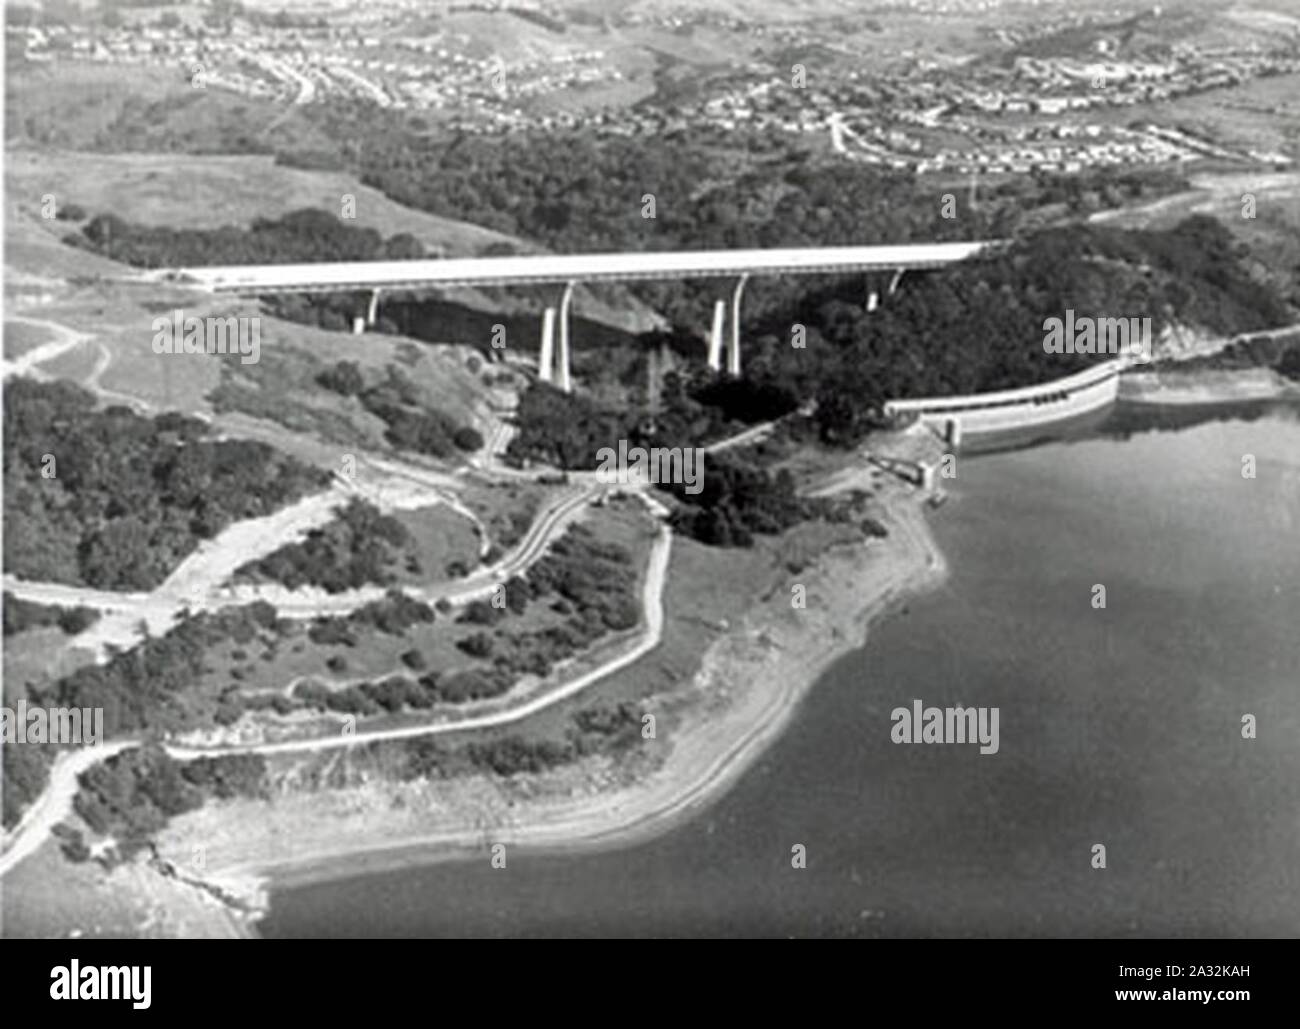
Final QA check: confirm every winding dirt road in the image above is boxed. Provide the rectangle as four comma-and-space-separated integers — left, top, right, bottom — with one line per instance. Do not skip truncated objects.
0, 492, 670, 873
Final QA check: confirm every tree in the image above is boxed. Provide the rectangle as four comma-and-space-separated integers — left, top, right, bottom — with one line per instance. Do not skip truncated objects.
383, 233, 426, 260
317, 360, 365, 396
453, 426, 484, 451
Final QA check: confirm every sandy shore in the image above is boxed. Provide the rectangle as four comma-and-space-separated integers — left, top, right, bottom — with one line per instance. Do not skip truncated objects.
154, 482, 947, 917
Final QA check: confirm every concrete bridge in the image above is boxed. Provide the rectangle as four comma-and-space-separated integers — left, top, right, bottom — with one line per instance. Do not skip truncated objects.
145, 240, 1000, 390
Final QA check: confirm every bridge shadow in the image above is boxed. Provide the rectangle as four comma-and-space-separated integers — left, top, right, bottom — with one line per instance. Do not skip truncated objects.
379, 296, 637, 358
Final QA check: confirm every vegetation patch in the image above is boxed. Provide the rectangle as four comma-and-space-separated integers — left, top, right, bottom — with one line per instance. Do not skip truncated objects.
3, 379, 331, 589
71, 747, 267, 864
2, 593, 100, 637
235, 499, 418, 594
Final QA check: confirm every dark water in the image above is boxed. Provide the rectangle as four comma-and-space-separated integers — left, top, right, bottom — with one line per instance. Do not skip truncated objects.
262, 401, 1300, 938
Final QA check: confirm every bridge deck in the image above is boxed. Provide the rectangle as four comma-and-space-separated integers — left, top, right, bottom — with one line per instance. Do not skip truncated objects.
148, 241, 1000, 294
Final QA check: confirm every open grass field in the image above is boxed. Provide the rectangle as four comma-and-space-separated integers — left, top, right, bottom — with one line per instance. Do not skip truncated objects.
459, 479, 550, 552
389, 503, 483, 584
5, 149, 524, 256
208, 318, 498, 456
1, 319, 57, 358
1, 626, 99, 702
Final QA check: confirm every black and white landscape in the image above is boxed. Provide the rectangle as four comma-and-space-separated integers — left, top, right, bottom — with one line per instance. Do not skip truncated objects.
2, 0, 1298, 945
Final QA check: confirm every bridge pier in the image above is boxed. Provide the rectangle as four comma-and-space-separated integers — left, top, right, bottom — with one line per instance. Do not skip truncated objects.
538, 307, 556, 382
708, 300, 726, 372
727, 274, 748, 377
864, 268, 907, 313
366, 288, 382, 328
557, 281, 574, 394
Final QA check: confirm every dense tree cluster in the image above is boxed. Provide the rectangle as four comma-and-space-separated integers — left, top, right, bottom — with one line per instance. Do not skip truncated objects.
2, 593, 100, 636
453, 526, 641, 678
1161, 329, 1300, 380
35, 602, 280, 741
239, 499, 415, 593
2, 743, 55, 829
69, 207, 425, 269
506, 370, 741, 472
4, 379, 330, 588
296, 674, 428, 716
306, 590, 435, 644
1279, 346, 1300, 382
290, 664, 514, 715
456, 527, 638, 635
73, 746, 266, 861
507, 382, 639, 469
666, 456, 806, 547
765, 216, 1294, 443
67, 208, 431, 332
316, 359, 366, 396
522, 525, 638, 626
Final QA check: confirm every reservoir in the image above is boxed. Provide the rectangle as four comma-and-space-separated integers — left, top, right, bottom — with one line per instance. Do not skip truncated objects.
262, 400, 1300, 937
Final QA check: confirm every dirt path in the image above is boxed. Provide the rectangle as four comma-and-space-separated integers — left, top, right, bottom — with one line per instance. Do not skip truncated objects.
0, 494, 669, 876
0, 743, 135, 877
1, 316, 91, 379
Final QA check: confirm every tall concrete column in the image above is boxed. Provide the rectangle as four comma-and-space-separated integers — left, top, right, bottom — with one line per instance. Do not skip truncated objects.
728, 274, 748, 377
888, 267, 906, 296
366, 288, 382, 327
865, 274, 880, 312
557, 280, 575, 394
708, 299, 726, 372
538, 307, 556, 383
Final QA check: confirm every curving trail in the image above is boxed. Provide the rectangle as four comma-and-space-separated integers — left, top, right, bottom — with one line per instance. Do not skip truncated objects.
1, 316, 92, 380
0, 493, 670, 874
0, 340, 775, 875
0, 743, 135, 877
171, 493, 671, 757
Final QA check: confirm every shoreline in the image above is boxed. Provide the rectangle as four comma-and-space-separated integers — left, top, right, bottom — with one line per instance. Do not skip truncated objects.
1120, 366, 1299, 406
154, 484, 948, 922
